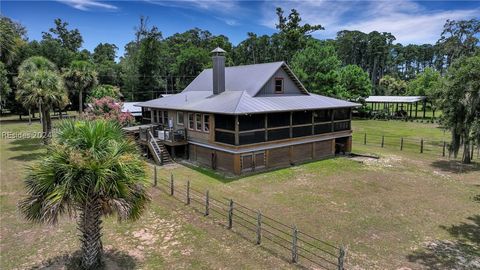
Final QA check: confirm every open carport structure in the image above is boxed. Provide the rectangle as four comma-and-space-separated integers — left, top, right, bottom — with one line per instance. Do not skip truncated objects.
365, 96, 427, 119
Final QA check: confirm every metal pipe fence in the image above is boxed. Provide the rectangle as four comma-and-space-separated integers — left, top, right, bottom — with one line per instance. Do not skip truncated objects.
152, 171, 346, 270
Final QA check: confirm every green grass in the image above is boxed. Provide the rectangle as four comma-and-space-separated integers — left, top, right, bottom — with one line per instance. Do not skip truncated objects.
1, 119, 479, 269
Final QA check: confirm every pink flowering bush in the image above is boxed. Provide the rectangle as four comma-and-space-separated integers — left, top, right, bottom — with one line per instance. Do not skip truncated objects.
85, 97, 134, 126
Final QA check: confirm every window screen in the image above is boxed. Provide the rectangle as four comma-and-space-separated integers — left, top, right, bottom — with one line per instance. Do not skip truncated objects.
293, 125, 312, 138
275, 78, 283, 93
292, 111, 312, 125
313, 110, 331, 123
314, 123, 332, 134
239, 131, 265, 145
334, 108, 350, 120
239, 114, 265, 131
267, 112, 290, 128
267, 128, 290, 141
334, 121, 350, 131
215, 131, 235, 145
215, 114, 235, 131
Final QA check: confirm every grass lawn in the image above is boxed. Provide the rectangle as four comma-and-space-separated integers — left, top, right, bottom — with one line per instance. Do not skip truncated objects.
1, 119, 479, 269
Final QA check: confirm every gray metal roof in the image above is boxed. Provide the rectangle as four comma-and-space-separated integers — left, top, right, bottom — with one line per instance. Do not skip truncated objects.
365, 96, 426, 103
184, 61, 287, 96
137, 61, 359, 114
137, 90, 358, 114
122, 102, 142, 116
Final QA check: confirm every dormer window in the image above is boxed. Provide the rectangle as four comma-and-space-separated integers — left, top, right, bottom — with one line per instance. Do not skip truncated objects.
274, 78, 284, 93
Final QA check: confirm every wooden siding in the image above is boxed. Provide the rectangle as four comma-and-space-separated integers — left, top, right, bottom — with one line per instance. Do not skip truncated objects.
256, 68, 304, 96
291, 143, 313, 163
314, 140, 334, 158
267, 146, 291, 168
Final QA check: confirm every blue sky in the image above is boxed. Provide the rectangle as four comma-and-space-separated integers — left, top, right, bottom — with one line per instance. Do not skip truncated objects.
2, 0, 479, 57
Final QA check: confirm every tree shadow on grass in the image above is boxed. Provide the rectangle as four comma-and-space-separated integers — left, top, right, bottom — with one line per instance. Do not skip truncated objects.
431, 160, 480, 174
29, 248, 137, 270
7, 138, 46, 161
407, 215, 480, 269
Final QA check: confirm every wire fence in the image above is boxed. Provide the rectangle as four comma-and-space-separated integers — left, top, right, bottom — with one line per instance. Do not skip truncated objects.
152, 169, 346, 270
353, 132, 479, 160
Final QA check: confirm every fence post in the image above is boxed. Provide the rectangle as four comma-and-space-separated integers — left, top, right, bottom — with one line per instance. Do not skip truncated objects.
186, 180, 190, 205
443, 141, 446, 157
205, 190, 209, 216
338, 246, 345, 270
256, 211, 262, 245
400, 137, 403, 151
153, 165, 157, 187
170, 173, 174, 196
291, 225, 298, 263
381, 135, 384, 148
420, 139, 424, 153
228, 199, 233, 229
363, 133, 367, 145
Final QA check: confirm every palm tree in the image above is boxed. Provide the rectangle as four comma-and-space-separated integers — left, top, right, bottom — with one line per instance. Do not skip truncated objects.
19, 119, 150, 269
63, 60, 98, 113
16, 56, 68, 144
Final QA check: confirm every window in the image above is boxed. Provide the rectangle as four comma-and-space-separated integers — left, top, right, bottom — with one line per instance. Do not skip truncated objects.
163, 111, 168, 125
152, 110, 158, 123
215, 131, 235, 145
239, 114, 265, 131
177, 112, 184, 125
292, 111, 312, 125
188, 113, 194, 130
274, 78, 284, 93
239, 131, 265, 145
195, 113, 202, 131
313, 110, 331, 123
215, 114, 235, 131
267, 112, 290, 128
203, 114, 210, 132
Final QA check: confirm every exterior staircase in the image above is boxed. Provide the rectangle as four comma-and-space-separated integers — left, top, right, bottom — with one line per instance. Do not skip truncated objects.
147, 131, 172, 165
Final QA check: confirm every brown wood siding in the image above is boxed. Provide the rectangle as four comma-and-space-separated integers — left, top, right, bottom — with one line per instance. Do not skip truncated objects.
314, 140, 334, 158
196, 145, 214, 167
216, 151, 235, 172
292, 143, 313, 163
267, 147, 291, 168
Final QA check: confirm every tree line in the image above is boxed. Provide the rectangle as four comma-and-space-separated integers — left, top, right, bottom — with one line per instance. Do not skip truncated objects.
0, 8, 478, 163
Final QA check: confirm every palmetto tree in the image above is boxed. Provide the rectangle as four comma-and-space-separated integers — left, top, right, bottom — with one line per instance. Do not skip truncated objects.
63, 60, 98, 113
19, 120, 151, 269
16, 56, 68, 144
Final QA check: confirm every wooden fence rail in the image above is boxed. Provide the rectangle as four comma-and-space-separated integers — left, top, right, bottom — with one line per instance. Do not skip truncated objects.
153, 171, 345, 270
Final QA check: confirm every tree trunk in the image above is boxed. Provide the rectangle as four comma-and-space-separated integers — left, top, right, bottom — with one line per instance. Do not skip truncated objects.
44, 109, 52, 144
40, 108, 49, 145
78, 195, 103, 270
462, 141, 471, 164
79, 89, 83, 114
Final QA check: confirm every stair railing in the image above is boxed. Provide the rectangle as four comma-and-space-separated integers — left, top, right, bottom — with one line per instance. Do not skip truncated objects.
148, 130, 163, 164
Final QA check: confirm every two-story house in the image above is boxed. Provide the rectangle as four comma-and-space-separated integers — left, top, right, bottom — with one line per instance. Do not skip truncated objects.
136, 48, 359, 175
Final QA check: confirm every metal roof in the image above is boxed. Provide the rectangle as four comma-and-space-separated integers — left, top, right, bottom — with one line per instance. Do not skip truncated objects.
137, 91, 358, 115
365, 96, 426, 103
122, 102, 142, 116
184, 61, 287, 96
136, 61, 359, 114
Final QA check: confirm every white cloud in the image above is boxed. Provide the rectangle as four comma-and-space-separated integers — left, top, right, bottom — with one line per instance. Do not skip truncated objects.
57, 0, 118, 11
144, 0, 241, 13
260, 0, 479, 44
